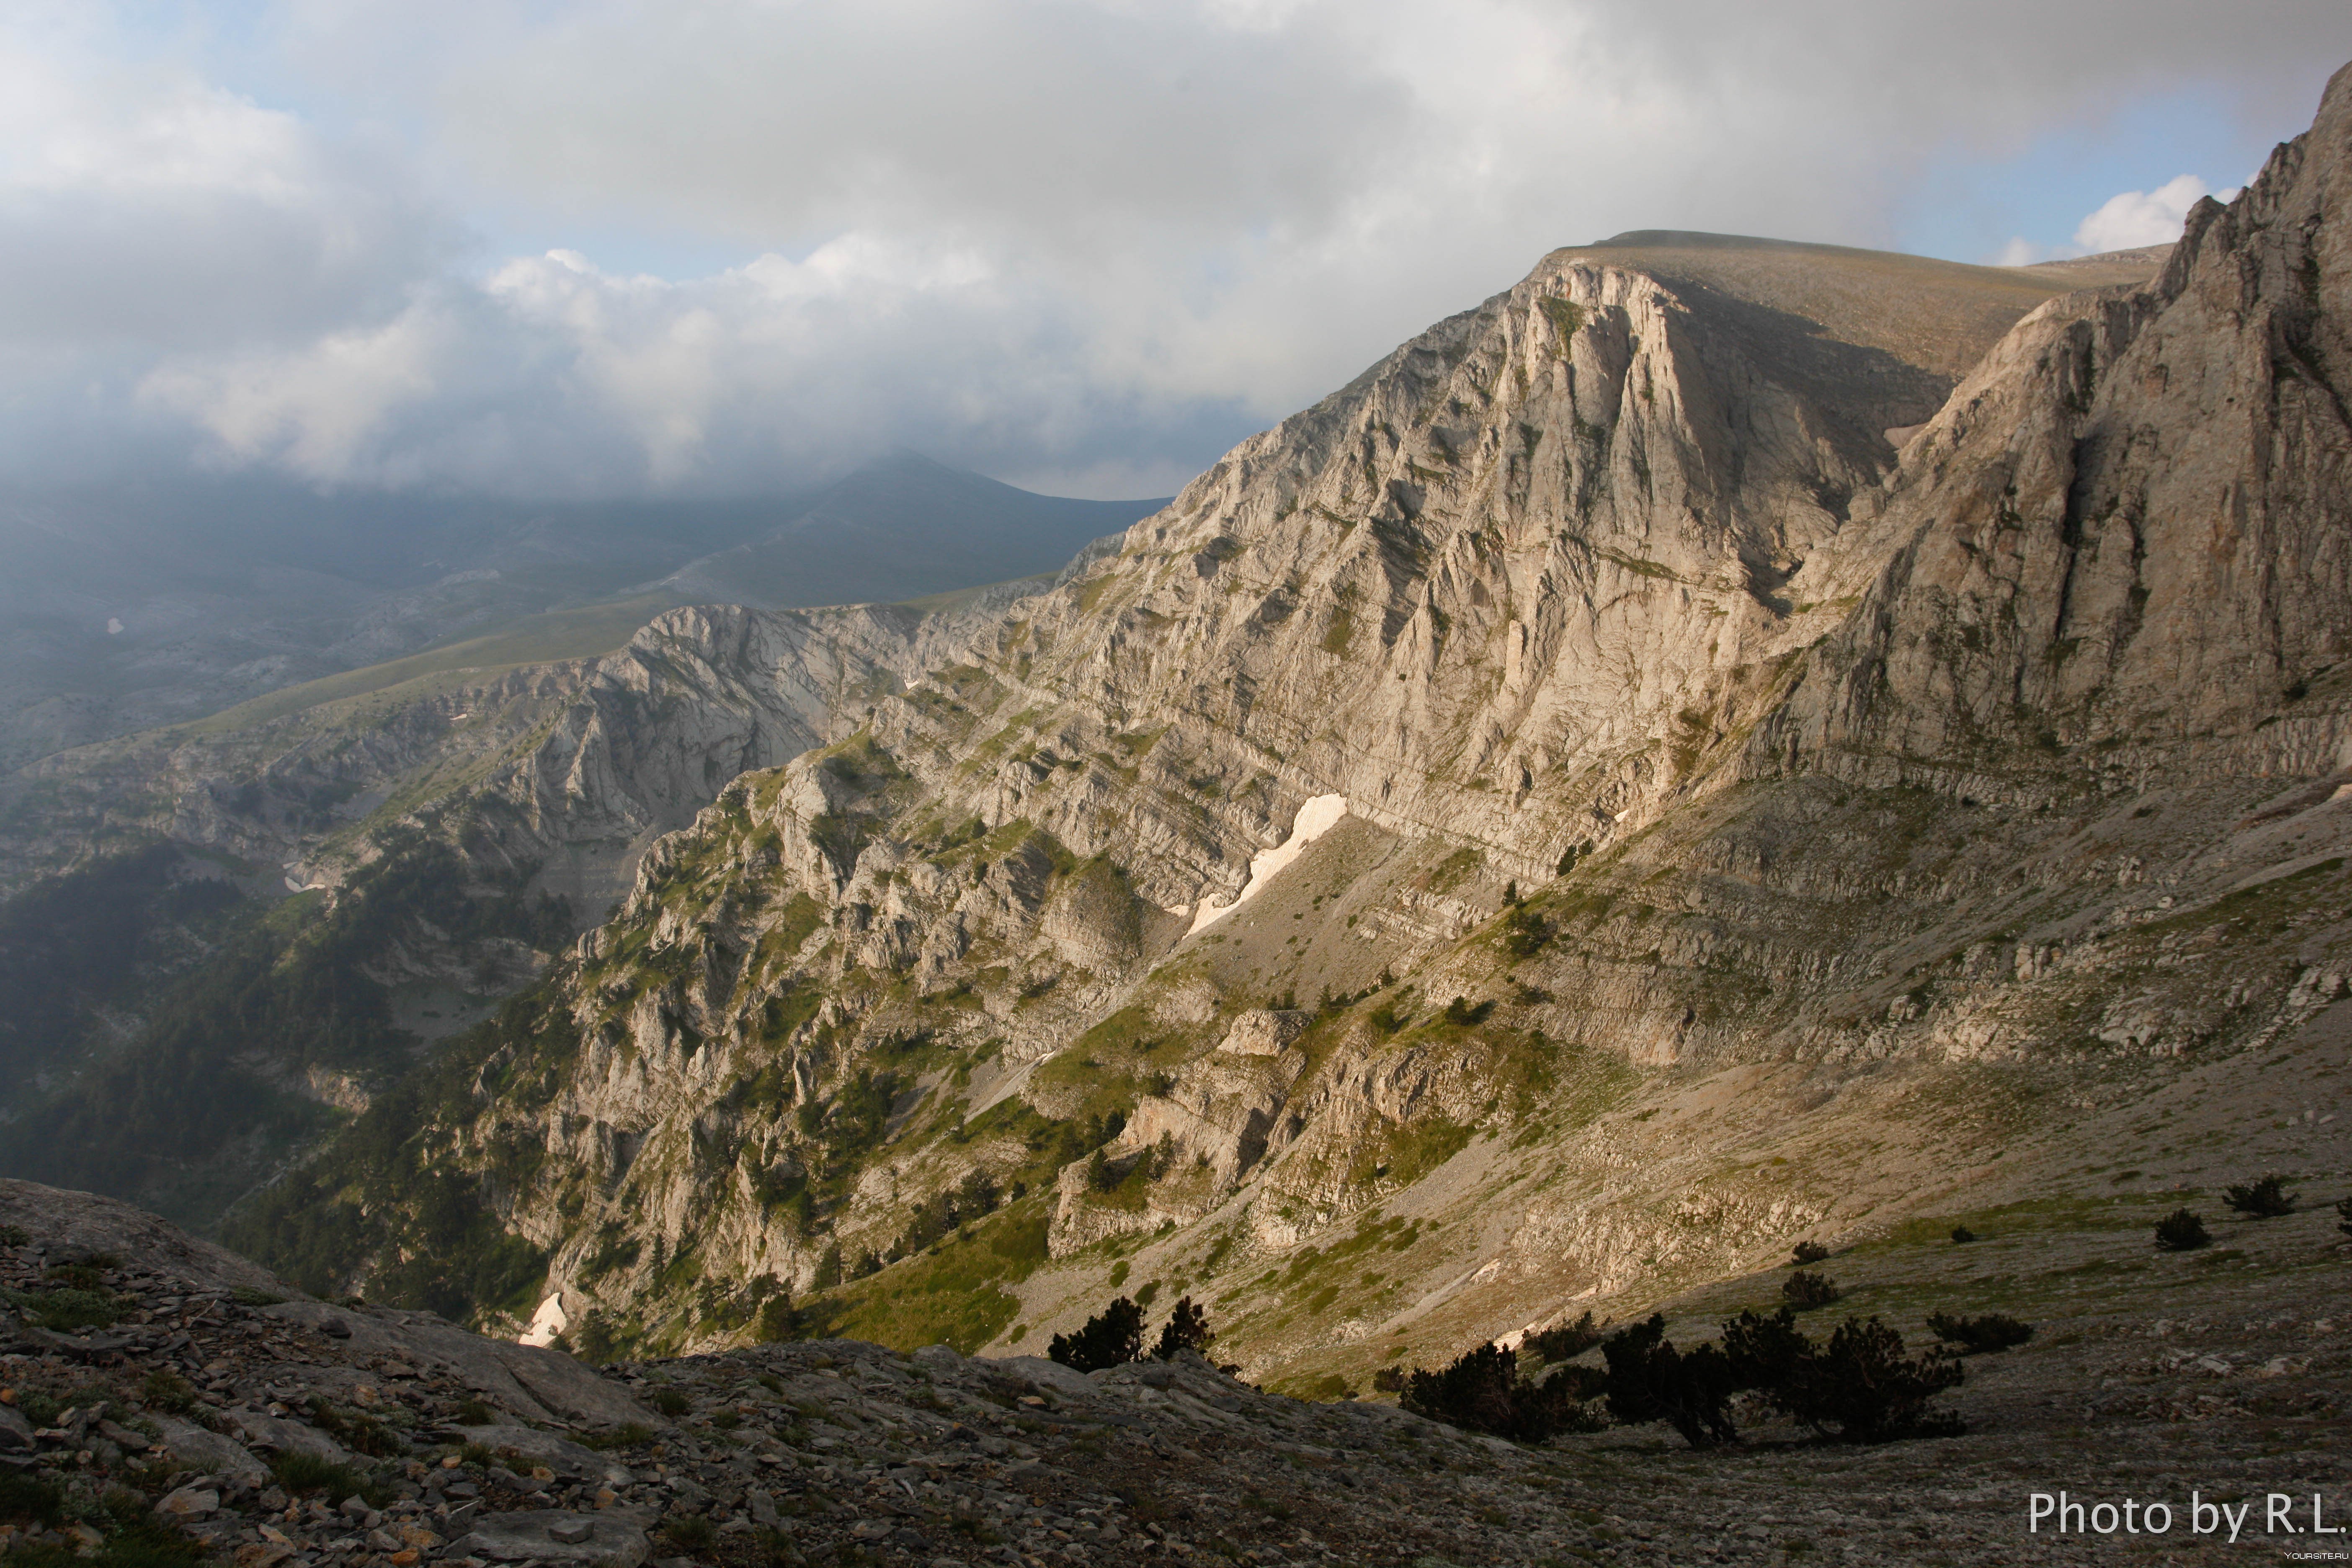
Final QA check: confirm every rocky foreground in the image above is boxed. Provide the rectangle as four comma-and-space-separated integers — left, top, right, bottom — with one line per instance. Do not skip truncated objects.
4, 1179, 2350, 1568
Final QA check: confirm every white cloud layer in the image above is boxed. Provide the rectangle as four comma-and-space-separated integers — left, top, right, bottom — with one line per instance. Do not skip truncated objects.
5, 1, 2351, 498
1993, 172, 2244, 268
2073, 173, 2235, 253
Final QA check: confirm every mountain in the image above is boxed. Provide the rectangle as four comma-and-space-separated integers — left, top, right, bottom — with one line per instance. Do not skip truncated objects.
192, 62, 2352, 1396
0, 457, 1167, 774
11, 63, 2351, 1423
0, 482, 794, 773
645, 452, 1170, 609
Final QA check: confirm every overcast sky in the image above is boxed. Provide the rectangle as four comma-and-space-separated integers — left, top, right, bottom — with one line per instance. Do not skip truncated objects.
3, 2, 2347, 501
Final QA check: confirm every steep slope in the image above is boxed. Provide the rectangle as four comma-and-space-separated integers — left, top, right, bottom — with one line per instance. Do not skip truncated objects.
230, 69, 2351, 1395
3, 1173, 2344, 1568
0, 589, 1051, 1227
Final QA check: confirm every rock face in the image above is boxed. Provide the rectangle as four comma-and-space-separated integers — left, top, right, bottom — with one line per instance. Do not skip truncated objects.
218, 64, 2352, 1405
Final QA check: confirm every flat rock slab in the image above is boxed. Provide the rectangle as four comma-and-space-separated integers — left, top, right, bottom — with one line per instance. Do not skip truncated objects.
225, 1410, 350, 1463
448, 1510, 648, 1568
0, 1179, 296, 1297
260, 1302, 659, 1431
981, 1355, 1096, 1398
151, 1415, 271, 1483
444, 1424, 634, 1485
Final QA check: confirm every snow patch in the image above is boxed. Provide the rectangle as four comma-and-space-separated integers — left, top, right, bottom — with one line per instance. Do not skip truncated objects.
1187, 794, 1347, 936
519, 1291, 569, 1347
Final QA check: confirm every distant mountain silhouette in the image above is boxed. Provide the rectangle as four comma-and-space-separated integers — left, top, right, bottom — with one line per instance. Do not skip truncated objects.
647, 452, 1169, 609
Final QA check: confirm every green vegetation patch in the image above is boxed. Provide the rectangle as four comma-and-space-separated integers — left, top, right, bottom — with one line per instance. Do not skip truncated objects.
813, 1199, 1048, 1352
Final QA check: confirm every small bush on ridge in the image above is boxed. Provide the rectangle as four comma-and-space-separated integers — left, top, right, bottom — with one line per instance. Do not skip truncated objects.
2222, 1175, 2297, 1219
1152, 1297, 1215, 1360
1049, 1297, 1144, 1372
1924, 1313, 2035, 1354
1402, 1341, 1606, 1443
2154, 1209, 2211, 1251
1790, 1241, 1830, 1266
1782, 1270, 1841, 1310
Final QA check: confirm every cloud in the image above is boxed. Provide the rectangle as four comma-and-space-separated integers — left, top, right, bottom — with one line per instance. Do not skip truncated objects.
9, 1, 2352, 498
2072, 173, 2235, 253
0, 17, 451, 353
1990, 170, 2244, 266
138, 241, 1256, 498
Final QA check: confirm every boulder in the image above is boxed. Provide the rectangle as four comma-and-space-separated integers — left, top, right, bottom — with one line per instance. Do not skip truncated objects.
446, 1510, 650, 1568
1217, 1010, 1309, 1056
151, 1416, 271, 1483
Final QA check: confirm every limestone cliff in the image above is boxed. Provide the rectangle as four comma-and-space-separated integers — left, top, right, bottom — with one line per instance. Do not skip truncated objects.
230, 68, 2352, 1398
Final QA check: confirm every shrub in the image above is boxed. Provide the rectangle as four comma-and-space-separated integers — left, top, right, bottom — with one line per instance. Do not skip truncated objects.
140, 1367, 197, 1414
1049, 1297, 1144, 1372
13, 1285, 121, 1332
576, 1311, 619, 1364
2337, 1195, 2352, 1241
1719, 1307, 1810, 1391
1924, 1313, 2034, 1354
662, 1514, 718, 1553
2154, 1209, 2211, 1251
650, 1388, 691, 1417
756, 1295, 799, 1344
1790, 1241, 1830, 1266
1442, 996, 1495, 1026
1599, 1316, 1739, 1449
1950, 1226, 1976, 1244
1771, 1318, 1964, 1443
2222, 1175, 2297, 1219
1371, 1366, 1405, 1393
1402, 1341, 1605, 1443
269, 1452, 383, 1505
1152, 1297, 1215, 1360
578, 1423, 654, 1451
454, 1398, 497, 1425
0, 1470, 64, 1527
1524, 1311, 1601, 1364
1500, 905, 1552, 959
1782, 1270, 1841, 1310
306, 1397, 402, 1457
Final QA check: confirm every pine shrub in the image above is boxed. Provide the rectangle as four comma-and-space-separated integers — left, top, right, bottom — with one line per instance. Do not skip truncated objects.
1790, 1240, 1830, 1266
1924, 1312, 2034, 1354
1950, 1226, 1977, 1243
2153, 1209, 2211, 1251
1049, 1297, 1145, 1371
1719, 1307, 1810, 1390
1524, 1311, 1601, 1363
2337, 1195, 2352, 1241
1599, 1316, 1739, 1448
1402, 1341, 1606, 1443
1772, 1317, 1964, 1443
1152, 1297, 1215, 1360
2222, 1175, 2297, 1219
1782, 1270, 1841, 1310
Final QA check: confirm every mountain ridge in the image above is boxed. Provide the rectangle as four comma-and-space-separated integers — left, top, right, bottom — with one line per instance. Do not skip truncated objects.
185, 59, 2352, 1410
2, 68, 2346, 1424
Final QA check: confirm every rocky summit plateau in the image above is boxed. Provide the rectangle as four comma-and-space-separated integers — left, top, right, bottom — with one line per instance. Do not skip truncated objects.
3, 52, 2352, 1568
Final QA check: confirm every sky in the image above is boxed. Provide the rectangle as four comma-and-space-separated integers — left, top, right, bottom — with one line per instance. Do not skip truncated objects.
2, 2, 2347, 503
